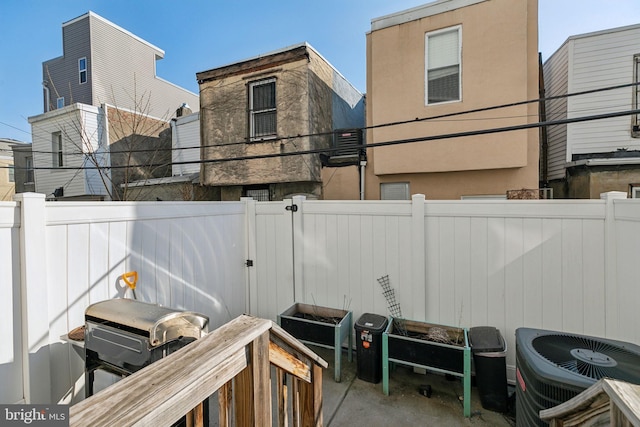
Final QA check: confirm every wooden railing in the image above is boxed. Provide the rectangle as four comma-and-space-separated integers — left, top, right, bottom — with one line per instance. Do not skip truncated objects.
69, 315, 328, 427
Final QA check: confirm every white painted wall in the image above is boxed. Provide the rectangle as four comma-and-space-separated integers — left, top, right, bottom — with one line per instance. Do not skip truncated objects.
29, 104, 109, 199
6, 192, 640, 404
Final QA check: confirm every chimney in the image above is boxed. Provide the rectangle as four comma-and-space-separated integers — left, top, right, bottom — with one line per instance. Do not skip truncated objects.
176, 103, 192, 118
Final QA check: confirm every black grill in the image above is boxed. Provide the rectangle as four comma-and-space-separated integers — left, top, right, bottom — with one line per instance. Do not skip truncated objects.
84, 299, 209, 397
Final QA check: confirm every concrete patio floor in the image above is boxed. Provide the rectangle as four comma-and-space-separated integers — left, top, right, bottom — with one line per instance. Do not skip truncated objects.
312, 345, 515, 427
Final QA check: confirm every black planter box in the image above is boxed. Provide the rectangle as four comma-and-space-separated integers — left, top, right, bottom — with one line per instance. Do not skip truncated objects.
278, 303, 352, 382
382, 317, 471, 417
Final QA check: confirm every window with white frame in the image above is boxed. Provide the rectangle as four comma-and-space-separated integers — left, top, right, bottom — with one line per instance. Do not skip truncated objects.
79, 57, 87, 84
8, 165, 14, 182
52, 132, 63, 167
57, 97, 64, 109
425, 26, 461, 105
630, 184, 640, 198
249, 78, 276, 140
633, 54, 640, 137
25, 157, 34, 183
381, 182, 410, 200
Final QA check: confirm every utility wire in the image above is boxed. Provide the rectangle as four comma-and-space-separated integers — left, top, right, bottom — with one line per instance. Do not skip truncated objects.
6, 81, 639, 157
10, 107, 638, 171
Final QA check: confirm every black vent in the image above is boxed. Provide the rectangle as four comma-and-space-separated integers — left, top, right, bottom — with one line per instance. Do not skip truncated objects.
332, 129, 362, 158
516, 328, 640, 427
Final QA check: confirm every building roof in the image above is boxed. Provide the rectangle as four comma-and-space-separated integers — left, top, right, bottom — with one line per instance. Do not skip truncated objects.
370, 0, 488, 31
63, 11, 165, 58
196, 42, 362, 95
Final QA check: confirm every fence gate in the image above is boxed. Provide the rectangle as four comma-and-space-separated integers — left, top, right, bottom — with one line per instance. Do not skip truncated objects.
246, 198, 299, 320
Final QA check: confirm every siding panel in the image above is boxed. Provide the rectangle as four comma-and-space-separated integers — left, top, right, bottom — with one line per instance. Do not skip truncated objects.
568, 26, 640, 155
543, 43, 569, 179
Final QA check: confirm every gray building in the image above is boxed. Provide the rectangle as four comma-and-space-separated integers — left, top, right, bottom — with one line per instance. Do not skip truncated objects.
542, 24, 640, 198
42, 11, 198, 117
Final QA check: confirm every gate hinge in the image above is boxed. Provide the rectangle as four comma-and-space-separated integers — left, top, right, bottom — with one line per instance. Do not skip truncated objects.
245, 259, 254, 267
285, 204, 298, 212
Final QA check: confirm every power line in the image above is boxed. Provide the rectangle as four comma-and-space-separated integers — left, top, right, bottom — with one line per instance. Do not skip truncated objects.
0, 120, 32, 135
7, 81, 638, 157
7, 107, 637, 171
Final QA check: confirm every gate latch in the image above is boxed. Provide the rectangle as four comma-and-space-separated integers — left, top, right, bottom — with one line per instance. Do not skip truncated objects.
285, 204, 298, 212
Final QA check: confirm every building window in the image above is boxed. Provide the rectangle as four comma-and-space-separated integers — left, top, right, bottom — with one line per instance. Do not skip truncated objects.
79, 57, 87, 84
249, 78, 276, 140
8, 165, 15, 182
633, 54, 640, 137
52, 132, 63, 167
381, 182, 410, 200
25, 157, 34, 183
425, 26, 461, 105
630, 184, 640, 198
57, 97, 64, 109
245, 187, 270, 201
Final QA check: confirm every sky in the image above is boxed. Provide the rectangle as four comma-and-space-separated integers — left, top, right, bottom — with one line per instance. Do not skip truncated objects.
1, 0, 640, 143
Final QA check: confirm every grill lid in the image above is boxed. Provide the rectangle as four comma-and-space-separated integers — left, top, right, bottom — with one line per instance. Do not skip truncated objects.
85, 299, 209, 346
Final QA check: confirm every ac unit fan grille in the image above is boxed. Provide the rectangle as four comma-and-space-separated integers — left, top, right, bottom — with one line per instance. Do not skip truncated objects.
532, 334, 640, 382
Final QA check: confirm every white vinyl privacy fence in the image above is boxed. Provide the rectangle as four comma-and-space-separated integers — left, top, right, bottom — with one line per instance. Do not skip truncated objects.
2, 191, 639, 404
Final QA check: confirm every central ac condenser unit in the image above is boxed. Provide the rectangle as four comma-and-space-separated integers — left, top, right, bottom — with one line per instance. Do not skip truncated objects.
516, 327, 640, 427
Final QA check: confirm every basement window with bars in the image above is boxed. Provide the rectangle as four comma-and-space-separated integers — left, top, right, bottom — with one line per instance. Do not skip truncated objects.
249, 78, 277, 140
245, 187, 270, 201
633, 54, 640, 137
425, 26, 461, 105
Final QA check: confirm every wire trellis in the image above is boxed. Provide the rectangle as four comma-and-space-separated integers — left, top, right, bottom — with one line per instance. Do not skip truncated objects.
377, 275, 407, 336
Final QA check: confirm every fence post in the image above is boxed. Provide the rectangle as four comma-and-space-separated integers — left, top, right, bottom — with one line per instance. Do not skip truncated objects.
412, 194, 426, 320
601, 191, 626, 338
292, 195, 306, 304
242, 197, 257, 315
14, 192, 51, 403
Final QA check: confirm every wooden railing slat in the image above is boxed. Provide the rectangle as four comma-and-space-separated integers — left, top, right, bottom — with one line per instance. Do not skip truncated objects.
70, 315, 326, 427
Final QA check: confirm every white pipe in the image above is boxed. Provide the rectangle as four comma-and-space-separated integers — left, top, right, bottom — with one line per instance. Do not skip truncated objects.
42, 82, 50, 112
567, 157, 640, 167
360, 160, 367, 200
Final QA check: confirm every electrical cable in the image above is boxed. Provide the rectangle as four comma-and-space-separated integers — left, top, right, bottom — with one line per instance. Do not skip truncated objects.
8, 106, 638, 171
5, 81, 638, 157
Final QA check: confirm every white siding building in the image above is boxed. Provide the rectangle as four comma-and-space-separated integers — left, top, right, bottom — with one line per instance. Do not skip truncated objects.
30, 11, 199, 200
543, 24, 640, 198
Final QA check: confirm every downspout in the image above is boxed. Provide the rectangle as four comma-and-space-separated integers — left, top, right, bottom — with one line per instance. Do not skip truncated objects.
538, 53, 549, 187
42, 82, 50, 112
359, 160, 366, 200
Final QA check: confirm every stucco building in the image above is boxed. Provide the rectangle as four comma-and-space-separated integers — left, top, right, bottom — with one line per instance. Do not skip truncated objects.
364, 0, 540, 200
196, 43, 365, 201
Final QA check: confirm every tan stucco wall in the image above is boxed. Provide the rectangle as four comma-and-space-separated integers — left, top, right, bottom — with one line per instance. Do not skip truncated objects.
366, 0, 539, 199
322, 166, 361, 200
0, 157, 15, 201
567, 166, 640, 199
